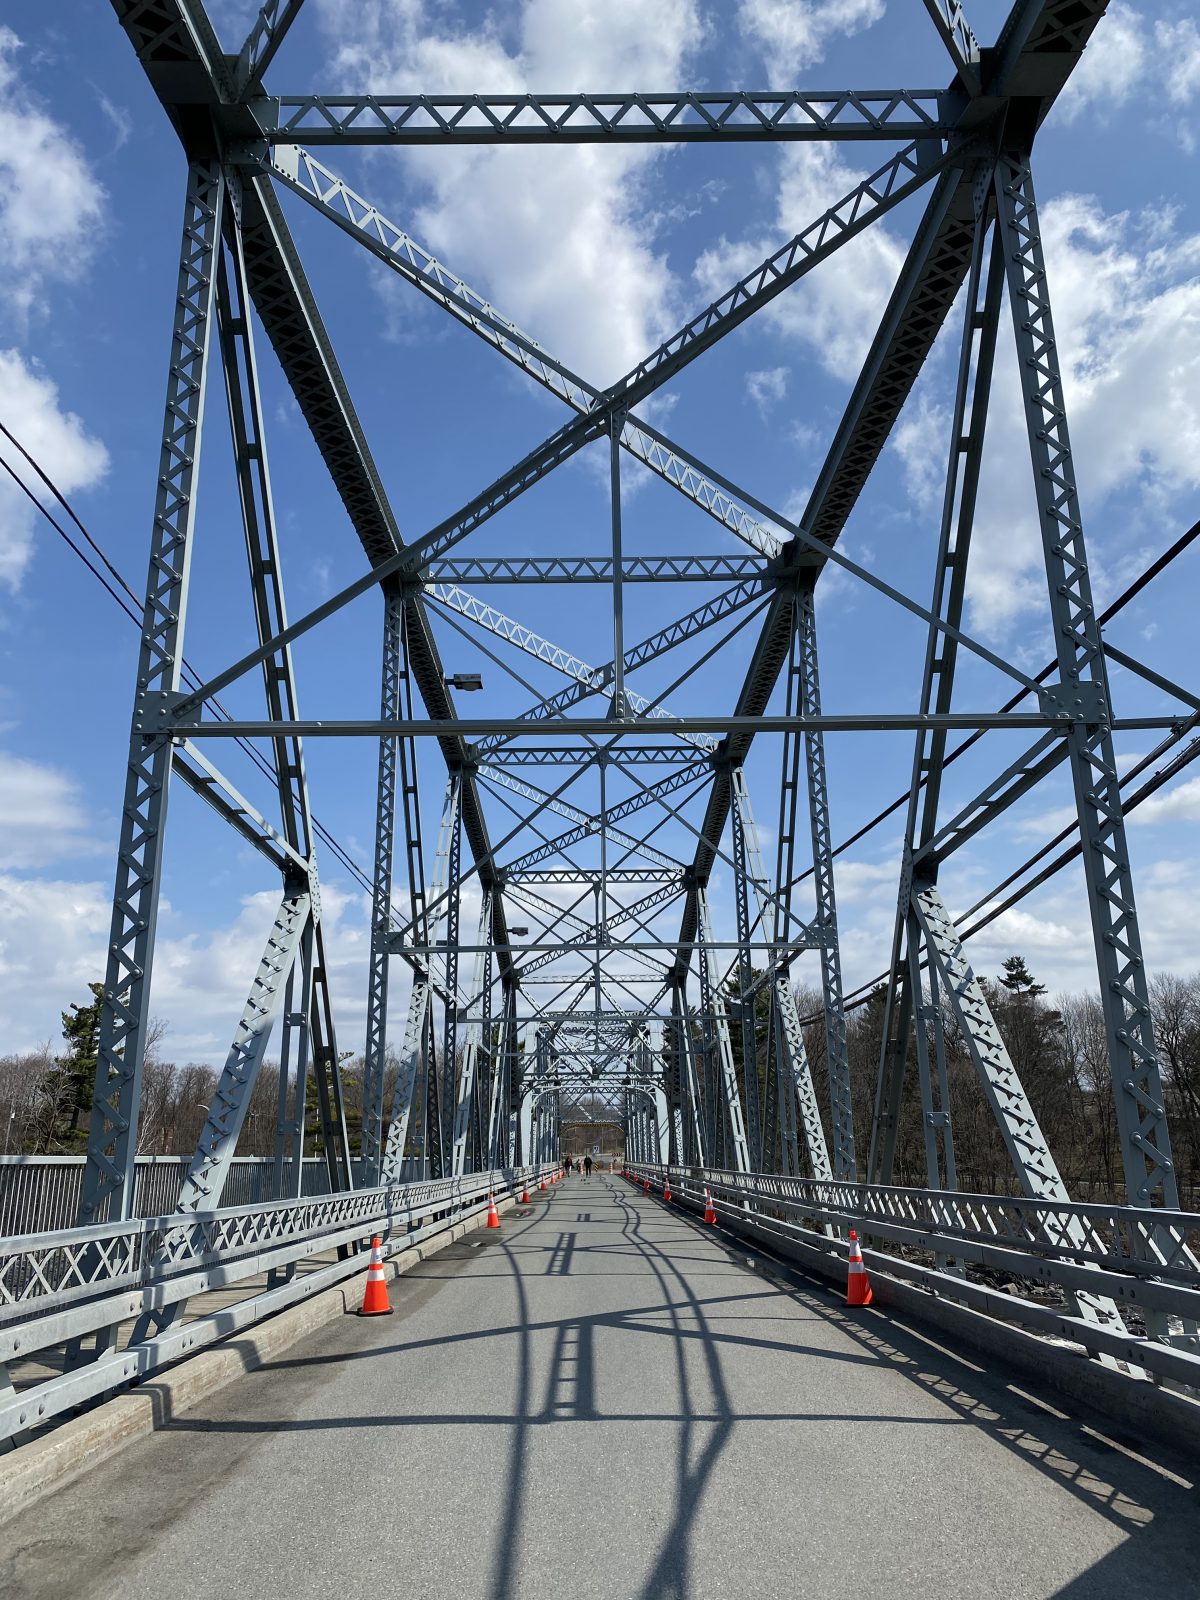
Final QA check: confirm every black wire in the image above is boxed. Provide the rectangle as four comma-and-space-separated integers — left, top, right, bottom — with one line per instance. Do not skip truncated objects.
786, 515, 1200, 894
810, 718, 1200, 1022
1, 416, 378, 903
0, 455, 145, 627
9, 410, 1197, 991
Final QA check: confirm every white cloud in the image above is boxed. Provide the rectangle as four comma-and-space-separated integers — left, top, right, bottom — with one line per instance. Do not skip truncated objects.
204, 0, 264, 44
95, 91, 132, 152
736, 0, 885, 81
0, 751, 99, 868
1128, 775, 1200, 829
0, 872, 110, 1049
316, 0, 704, 385
147, 881, 370, 1063
0, 349, 109, 589
1056, 8, 1200, 148
0, 866, 377, 1064
693, 143, 906, 383
830, 857, 896, 906
893, 193, 1200, 640
1057, 2, 1147, 122
959, 856, 1200, 996
0, 28, 107, 326
745, 366, 789, 417
1159, 19, 1200, 142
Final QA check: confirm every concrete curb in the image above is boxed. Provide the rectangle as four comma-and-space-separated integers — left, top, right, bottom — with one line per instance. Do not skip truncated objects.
0, 1195, 514, 1528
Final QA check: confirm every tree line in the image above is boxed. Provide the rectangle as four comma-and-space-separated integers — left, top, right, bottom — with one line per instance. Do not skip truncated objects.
0, 984, 390, 1162
790, 956, 1200, 1202
2, 959, 1199, 1203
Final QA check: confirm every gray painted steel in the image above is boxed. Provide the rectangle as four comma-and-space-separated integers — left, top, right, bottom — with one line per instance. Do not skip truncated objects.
15, 0, 1184, 1441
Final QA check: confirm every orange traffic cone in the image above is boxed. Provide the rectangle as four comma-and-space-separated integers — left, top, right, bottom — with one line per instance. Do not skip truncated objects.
486, 1193, 501, 1228
663, 1180, 672, 1202
643, 1178, 650, 1194
520, 1184, 530, 1204
846, 1229, 873, 1306
703, 1188, 717, 1225
538, 1175, 547, 1192
358, 1236, 393, 1317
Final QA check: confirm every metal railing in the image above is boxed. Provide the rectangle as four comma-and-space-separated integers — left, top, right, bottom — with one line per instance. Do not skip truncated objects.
625, 1163, 1200, 1390
0, 1162, 553, 1443
0, 1154, 388, 1238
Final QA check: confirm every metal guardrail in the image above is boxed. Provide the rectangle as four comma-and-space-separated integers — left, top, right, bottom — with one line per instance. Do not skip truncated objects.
0, 1155, 371, 1238
0, 1162, 552, 1443
625, 1164, 1200, 1391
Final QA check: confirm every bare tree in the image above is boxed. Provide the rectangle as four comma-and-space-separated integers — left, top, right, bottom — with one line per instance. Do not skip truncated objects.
0, 1044, 56, 1154
1151, 972, 1200, 1199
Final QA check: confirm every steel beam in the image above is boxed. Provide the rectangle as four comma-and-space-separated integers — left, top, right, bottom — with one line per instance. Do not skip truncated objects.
994, 147, 1179, 1210
362, 585, 403, 1185
79, 161, 225, 1227
258, 90, 952, 144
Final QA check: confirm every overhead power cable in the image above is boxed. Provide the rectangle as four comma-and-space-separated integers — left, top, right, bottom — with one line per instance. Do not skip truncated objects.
0, 416, 378, 903
787, 515, 1200, 897
801, 711, 1200, 1022
7, 412, 1197, 1016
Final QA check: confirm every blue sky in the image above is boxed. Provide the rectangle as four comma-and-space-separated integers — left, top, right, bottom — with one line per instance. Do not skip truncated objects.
0, 0, 1198, 1065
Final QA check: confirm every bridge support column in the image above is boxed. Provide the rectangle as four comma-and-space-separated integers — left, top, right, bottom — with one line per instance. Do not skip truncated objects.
451, 894, 492, 1175
730, 771, 832, 1180
78, 162, 227, 1229
696, 887, 750, 1173
871, 185, 1000, 1190
995, 149, 1181, 1218
795, 584, 856, 1179
361, 582, 404, 1188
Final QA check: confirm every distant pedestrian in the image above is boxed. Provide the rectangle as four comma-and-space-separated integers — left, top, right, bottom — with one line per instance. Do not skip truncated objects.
583, 1154, 593, 1181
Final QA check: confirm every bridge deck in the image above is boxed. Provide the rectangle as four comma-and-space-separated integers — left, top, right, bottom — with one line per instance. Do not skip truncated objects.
5, 1175, 1196, 1599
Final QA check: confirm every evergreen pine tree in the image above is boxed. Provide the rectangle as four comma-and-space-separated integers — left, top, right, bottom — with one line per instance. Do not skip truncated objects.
998, 955, 1046, 997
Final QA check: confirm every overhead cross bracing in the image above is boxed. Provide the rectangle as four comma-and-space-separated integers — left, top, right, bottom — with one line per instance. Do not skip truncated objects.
23, 0, 1184, 1400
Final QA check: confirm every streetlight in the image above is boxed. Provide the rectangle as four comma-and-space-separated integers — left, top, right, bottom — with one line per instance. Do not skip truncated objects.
444, 673, 483, 691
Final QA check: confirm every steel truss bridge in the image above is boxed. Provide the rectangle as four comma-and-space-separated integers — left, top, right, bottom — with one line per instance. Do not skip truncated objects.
3, 3, 1200, 1576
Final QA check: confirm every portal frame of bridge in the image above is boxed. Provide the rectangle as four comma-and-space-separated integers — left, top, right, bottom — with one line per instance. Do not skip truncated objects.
69, 0, 1199, 1384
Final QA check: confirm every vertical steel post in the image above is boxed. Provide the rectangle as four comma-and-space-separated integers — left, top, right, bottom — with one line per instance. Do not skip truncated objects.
438, 786, 464, 1177
451, 893, 492, 1176
732, 769, 832, 1180
994, 150, 1181, 1212
362, 582, 403, 1185
609, 412, 626, 717
870, 195, 1002, 1184
796, 586, 856, 1179
79, 162, 225, 1226
729, 783, 763, 1168
215, 206, 353, 1195
418, 777, 460, 1180
272, 916, 315, 1198
696, 886, 750, 1173
380, 977, 430, 1184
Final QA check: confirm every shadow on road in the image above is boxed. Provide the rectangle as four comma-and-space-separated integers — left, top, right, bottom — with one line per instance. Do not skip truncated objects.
160, 1177, 1198, 1599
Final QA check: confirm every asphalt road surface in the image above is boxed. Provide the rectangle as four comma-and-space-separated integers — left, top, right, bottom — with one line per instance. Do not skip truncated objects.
5, 1174, 1197, 1599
